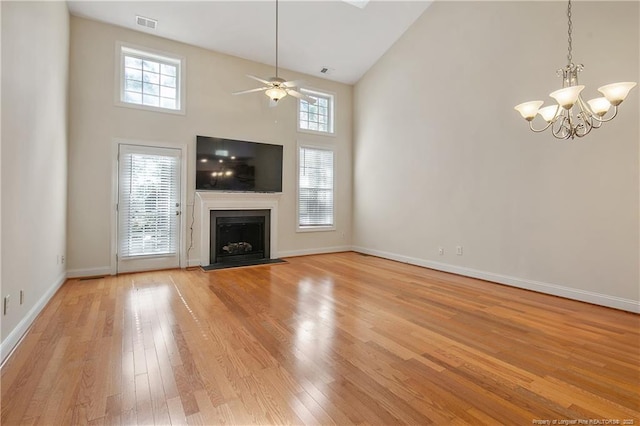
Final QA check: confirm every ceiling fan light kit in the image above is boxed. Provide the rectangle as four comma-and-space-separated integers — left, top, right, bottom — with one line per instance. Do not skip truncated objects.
233, 0, 316, 105
514, 0, 636, 139
265, 86, 287, 102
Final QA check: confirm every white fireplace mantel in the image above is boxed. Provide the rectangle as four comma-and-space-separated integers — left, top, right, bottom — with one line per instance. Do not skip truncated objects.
195, 192, 281, 266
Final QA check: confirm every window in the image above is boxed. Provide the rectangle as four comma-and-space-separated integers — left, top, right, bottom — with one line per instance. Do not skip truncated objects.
117, 43, 184, 113
298, 89, 335, 134
298, 145, 335, 230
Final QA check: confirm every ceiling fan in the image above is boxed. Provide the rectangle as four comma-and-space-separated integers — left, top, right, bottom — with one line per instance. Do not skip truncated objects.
233, 0, 315, 105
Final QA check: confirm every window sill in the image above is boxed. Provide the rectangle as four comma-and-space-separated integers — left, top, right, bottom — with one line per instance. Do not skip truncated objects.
115, 100, 186, 116
296, 225, 336, 233
120, 252, 178, 260
297, 127, 336, 138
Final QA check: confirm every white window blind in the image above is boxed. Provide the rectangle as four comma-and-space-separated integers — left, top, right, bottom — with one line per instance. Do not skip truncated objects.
119, 146, 180, 258
298, 146, 334, 227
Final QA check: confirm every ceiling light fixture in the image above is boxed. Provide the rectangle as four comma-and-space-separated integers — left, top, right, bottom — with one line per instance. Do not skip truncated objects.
267, 0, 286, 103
514, 0, 636, 140
232, 0, 315, 105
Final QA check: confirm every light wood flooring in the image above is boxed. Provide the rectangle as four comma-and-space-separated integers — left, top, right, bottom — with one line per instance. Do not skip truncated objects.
1, 252, 639, 425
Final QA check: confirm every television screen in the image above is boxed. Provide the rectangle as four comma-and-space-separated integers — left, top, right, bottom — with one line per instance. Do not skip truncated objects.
196, 136, 283, 192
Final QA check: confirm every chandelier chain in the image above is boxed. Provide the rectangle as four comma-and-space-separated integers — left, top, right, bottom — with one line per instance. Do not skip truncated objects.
567, 0, 573, 65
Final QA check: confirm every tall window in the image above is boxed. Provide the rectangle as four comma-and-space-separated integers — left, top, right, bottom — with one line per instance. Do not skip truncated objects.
298, 145, 335, 230
118, 43, 184, 113
298, 89, 335, 134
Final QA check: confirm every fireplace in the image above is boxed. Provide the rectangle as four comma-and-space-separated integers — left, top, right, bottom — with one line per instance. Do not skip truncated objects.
195, 192, 280, 268
210, 210, 270, 265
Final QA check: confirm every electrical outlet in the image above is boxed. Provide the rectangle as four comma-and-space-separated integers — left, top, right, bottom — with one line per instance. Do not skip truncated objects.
61, 255, 65, 264
4, 296, 9, 315
20, 290, 24, 305
438, 247, 444, 256
456, 246, 463, 255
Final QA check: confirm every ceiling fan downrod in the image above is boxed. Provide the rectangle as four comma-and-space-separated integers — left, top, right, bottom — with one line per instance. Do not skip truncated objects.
275, 0, 279, 79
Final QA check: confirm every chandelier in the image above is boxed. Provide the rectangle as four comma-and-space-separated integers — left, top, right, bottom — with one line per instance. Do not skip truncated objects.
514, 0, 636, 139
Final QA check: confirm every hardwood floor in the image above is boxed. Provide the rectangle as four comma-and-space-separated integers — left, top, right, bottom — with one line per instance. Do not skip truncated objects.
2, 252, 639, 425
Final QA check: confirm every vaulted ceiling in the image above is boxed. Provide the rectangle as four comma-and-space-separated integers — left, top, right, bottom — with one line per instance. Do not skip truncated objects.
67, 1, 432, 85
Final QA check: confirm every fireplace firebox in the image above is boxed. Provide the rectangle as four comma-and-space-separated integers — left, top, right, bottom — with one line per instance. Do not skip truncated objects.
209, 210, 270, 266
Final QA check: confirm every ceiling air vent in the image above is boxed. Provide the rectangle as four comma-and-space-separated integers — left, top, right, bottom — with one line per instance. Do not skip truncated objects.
136, 15, 157, 30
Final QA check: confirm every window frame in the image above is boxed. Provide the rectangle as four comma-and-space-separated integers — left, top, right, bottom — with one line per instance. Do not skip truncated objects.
296, 141, 336, 233
115, 41, 186, 115
297, 88, 336, 136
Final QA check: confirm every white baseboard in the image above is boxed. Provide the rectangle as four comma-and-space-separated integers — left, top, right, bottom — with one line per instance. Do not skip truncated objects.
1, 272, 68, 365
69, 262, 202, 275
352, 246, 640, 314
278, 245, 352, 258
66, 267, 112, 278
186, 258, 201, 267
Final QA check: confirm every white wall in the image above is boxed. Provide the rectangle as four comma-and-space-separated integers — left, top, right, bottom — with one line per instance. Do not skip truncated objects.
1, 1, 69, 359
67, 17, 353, 275
353, 1, 639, 311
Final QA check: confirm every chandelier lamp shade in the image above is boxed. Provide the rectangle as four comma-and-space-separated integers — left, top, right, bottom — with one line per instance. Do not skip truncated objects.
514, 0, 636, 139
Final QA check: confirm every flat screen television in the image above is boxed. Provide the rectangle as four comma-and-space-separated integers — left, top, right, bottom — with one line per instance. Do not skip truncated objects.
196, 135, 283, 192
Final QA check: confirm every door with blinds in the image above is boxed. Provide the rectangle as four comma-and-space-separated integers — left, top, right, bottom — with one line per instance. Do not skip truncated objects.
117, 144, 181, 273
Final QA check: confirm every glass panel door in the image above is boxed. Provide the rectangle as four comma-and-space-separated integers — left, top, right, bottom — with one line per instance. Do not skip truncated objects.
117, 144, 181, 273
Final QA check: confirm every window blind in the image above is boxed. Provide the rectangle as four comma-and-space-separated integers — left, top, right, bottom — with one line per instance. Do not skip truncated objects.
298, 146, 334, 227
119, 146, 179, 258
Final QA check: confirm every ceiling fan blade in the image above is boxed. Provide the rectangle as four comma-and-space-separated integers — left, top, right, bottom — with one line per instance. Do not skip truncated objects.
288, 89, 317, 104
247, 74, 272, 85
233, 87, 268, 95
283, 79, 305, 88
